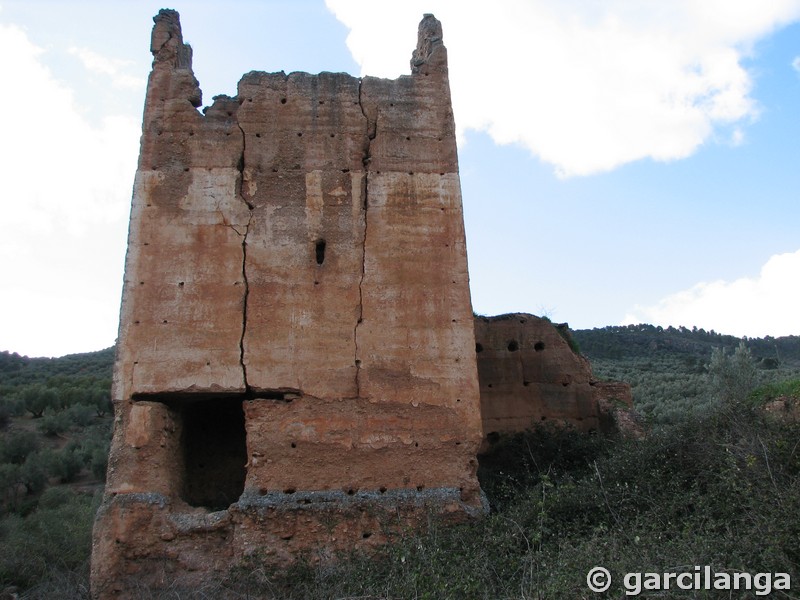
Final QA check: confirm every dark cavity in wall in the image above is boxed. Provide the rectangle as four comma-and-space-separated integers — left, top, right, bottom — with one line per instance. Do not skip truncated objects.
315, 239, 326, 265
181, 398, 247, 510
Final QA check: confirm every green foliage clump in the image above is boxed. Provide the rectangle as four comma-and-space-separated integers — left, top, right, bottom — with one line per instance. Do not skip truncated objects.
554, 323, 581, 355
0, 431, 39, 465
89, 446, 109, 481
66, 403, 97, 427
45, 447, 84, 484
0, 402, 12, 429
0, 348, 115, 526
0, 464, 20, 508
37, 411, 71, 436
22, 386, 57, 419
750, 378, 800, 405
707, 341, 758, 405
478, 425, 606, 508
0, 489, 99, 591
19, 451, 49, 496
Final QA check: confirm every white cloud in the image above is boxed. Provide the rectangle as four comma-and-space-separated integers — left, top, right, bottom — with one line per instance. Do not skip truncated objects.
622, 249, 800, 337
730, 127, 745, 146
0, 23, 140, 356
325, 0, 800, 177
68, 46, 145, 89
793, 56, 800, 73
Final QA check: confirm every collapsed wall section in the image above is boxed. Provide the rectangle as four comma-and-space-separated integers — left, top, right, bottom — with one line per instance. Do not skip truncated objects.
92, 10, 482, 598
475, 314, 600, 434
474, 314, 634, 442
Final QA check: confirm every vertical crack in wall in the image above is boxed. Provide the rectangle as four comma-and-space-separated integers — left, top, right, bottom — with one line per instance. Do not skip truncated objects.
354, 173, 368, 398
238, 213, 252, 391
354, 78, 374, 398
236, 122, 254, 392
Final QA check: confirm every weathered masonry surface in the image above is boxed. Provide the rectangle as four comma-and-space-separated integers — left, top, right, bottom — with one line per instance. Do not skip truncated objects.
474, 314, 634, 441
91, 10, 483, 598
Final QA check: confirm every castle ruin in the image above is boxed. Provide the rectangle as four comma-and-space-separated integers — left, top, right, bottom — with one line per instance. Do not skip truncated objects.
91, 10, 483, 597
91, 10, 633, 597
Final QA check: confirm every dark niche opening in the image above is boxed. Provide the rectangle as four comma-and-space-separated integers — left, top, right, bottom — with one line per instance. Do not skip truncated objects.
315, 239, 326, 265
181, 398, 247, 510
507, 340, 519, 352
534, 341, 545, 352
475, 343, 484, 353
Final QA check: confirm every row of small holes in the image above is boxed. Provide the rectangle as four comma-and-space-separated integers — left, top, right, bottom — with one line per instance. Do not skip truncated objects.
475, 341, 546, 353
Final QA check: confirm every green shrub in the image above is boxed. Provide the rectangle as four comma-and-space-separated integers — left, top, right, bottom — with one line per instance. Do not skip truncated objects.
47, 448, 83, 484
0, 401, 11, 429
749, 378, 800, 406
66, 403, 96, 427
0, 491, 98, 589
478, 425, 607, 509
18, 452, 49, 495
37, 486, 76, 510
707, 341, 758, 405
21, 386, 57, 419
0, 463, 20, 509
0, 431, 38, 464
92, 389, 113, 417
37, 411, 71, 436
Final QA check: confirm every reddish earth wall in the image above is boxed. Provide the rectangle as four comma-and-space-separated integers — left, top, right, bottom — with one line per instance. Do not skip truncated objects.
474, 314, 633, 440
91, 10, 483, 598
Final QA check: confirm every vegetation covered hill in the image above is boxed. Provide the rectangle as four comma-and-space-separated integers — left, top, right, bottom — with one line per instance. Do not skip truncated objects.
0, 348, 113, 597
574, 323, 800, 364
0, 348, 114, 387
573, 324, 800, 423
1, 328, 799, 597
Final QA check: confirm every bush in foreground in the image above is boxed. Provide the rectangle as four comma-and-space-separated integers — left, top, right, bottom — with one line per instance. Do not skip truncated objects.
0, 489, 98, 593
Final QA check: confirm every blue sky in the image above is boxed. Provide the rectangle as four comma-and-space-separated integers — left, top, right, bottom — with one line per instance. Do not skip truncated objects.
1, 1, 799, 357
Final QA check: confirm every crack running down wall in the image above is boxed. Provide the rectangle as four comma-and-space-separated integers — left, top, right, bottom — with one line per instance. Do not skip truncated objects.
90, 10, 483, 598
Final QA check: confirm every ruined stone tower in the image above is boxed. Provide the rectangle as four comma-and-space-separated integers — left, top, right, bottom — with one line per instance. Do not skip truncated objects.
91, 9, 483, 597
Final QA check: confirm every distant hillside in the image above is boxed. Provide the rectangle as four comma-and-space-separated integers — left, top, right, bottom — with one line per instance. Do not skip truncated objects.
573, 323, 800, 367
573, 324, 800, 423
0, 347, 114, 389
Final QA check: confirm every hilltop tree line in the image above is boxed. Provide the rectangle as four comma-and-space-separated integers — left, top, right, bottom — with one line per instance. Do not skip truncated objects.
573, 323, 800, 366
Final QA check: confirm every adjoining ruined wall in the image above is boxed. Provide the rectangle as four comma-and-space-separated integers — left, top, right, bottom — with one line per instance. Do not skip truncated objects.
474, 314, 633, 440
91, 10, 482, 598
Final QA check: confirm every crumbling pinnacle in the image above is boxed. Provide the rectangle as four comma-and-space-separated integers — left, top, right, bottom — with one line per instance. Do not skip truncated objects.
411, 13, 444, 72
150, 8, 201, 106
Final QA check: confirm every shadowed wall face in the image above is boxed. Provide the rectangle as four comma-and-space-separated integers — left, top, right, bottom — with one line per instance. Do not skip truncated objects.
91, 10, 483, 598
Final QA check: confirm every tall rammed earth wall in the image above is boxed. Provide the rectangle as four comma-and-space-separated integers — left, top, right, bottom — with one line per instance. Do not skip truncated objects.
91, 10, 483, 598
